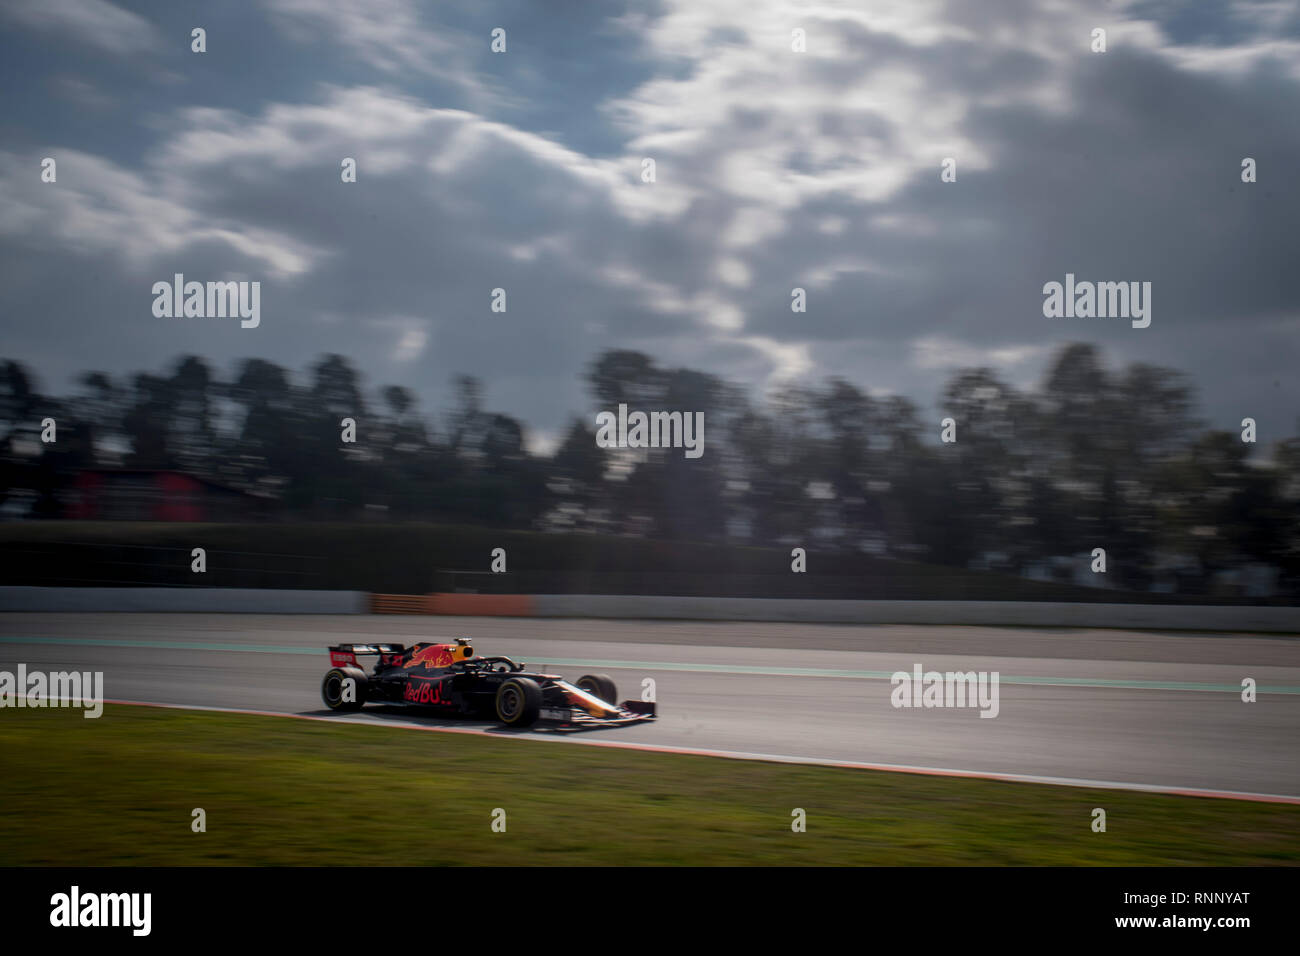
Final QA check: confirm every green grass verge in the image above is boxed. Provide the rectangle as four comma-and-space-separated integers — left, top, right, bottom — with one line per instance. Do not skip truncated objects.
1, 705, 1297, 865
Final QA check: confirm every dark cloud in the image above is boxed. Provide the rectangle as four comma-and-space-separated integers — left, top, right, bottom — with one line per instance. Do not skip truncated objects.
0, 0, 1296, 449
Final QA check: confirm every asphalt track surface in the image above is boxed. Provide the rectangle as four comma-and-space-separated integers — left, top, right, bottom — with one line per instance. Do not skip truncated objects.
2, 613, 1298, 800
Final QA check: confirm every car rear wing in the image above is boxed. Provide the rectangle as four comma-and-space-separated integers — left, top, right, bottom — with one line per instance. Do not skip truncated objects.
328, 643, 406, 667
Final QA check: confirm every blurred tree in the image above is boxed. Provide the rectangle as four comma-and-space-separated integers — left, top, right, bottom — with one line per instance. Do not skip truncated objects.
0, 343, 1293, 603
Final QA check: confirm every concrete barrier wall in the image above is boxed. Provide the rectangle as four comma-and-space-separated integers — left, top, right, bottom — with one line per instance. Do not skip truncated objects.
3, 587, 1297, 631
0, 587, 368, 614
529, 595, 1300, 633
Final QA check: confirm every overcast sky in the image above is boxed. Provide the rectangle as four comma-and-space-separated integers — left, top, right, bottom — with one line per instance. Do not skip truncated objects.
1, 0, 1297, 451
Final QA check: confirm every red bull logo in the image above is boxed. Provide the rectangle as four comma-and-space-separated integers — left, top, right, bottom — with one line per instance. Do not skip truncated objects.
401, 643, 471, 670
403, 680, 449, 704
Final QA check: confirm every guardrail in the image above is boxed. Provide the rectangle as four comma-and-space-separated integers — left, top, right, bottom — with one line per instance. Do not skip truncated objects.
3, 588, 1298, 631
0, 587, 367, 614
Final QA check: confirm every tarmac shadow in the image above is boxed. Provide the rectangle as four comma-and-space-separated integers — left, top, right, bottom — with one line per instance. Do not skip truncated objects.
296, 704, 558, 735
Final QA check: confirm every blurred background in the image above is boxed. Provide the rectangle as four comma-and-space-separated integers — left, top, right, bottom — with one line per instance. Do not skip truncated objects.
2, 342, 1297, 603
3, 1, 1298, 605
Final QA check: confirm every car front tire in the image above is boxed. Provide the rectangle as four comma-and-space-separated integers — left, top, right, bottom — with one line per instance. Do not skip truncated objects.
576, 673, 618, 705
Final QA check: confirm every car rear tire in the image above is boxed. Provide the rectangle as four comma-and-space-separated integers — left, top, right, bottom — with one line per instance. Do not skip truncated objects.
576, 673, 618, 705
495, 677, 542, 727
322, 666, 367, 712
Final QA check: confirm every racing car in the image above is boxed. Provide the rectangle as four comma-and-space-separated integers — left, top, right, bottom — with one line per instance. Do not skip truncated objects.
319, 638, 656, 730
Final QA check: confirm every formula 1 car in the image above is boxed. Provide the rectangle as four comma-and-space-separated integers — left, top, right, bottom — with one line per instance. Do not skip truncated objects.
319, 638, 656, 730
